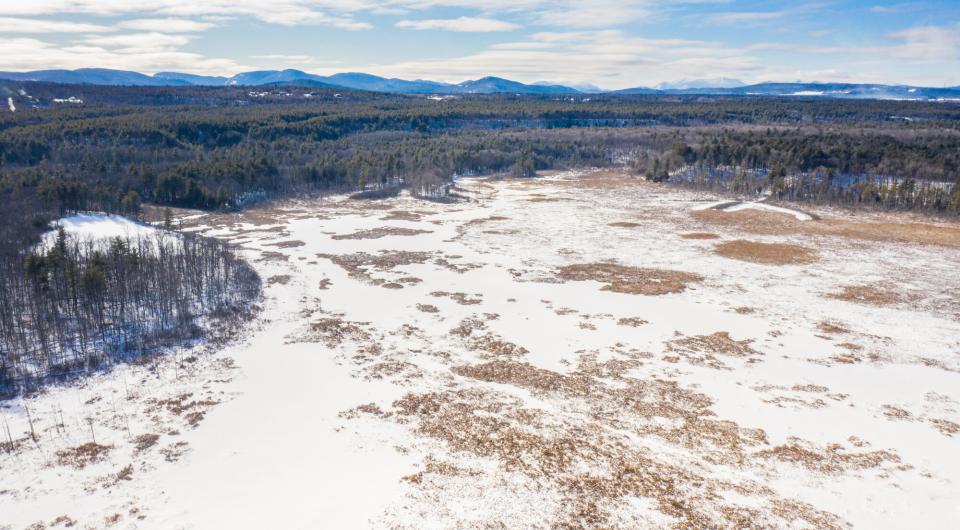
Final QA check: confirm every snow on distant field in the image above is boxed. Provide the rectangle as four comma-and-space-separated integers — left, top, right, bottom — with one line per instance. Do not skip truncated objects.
41, 213, 160, 248
6, 97, 14, 112
3, 172, 960, 529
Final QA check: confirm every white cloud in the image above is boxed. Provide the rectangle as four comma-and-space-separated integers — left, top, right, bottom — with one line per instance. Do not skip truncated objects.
0, 36, 246, 75
396, 16, 519, 32
887, 25, 960, 62
0, 17, 113, 33
118, 18, 216, 33
83, 32, 192, 51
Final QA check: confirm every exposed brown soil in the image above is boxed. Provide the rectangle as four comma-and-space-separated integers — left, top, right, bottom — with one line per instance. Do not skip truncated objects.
714, 240, 817, 265
557, 262, 703, 295
331, 227, 432, 240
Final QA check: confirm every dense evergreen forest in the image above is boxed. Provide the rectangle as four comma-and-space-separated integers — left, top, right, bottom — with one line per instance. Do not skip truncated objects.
1, 81, 959, 394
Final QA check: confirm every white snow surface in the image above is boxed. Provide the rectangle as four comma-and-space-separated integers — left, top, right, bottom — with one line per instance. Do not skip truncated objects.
6, 97, 14, 112
41, 213, 160, 248
2, 172, 960, 529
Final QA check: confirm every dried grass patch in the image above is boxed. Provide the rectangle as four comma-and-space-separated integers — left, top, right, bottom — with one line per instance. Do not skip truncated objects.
132, 434, 160, 454
416, 303, 440, 313
692, 208, 960, 248
55, 442, 112, 469
431, 291, 483, 305
266, 275, 291, 286
318, 251, 431, 286
666, 332, 762, 370
332, 227, 432, 240
682, 232, 720, 240
608, 221, 643, 228
557, 262, 702, 295
616, 317, 649, 327
714, 240, 817, 265
825, 285, 902, 306
930, 418, 959, 436
264, 240, 305, 249
297, 316, 371, 347
755, 438, 900, 474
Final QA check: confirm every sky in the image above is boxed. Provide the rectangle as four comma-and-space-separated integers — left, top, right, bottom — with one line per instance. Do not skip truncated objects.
0, 1, 958, 89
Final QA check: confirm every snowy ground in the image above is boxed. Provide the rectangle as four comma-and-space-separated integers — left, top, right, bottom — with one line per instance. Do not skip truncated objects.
3, 169, 960, 529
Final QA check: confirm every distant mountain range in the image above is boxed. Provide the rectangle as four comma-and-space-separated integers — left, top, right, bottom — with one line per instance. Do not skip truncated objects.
1, 68, 958, 100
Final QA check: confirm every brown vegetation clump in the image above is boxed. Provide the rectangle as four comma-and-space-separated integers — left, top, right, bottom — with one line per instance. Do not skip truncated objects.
133, 434, 160, 454
692, 208, 960, 248
681, 232, 720, 240
608, 221, 642, 228
416, 303, 440, 313
317, 251, 432, 286
930, 419, 960, 436
264, 240, 305, 249
666, 332, 762, 370
616, 317, 649, 327
430, 291, 483, 305
331, 227, 432, 240
266, 275, 291, 286
56, 442, 112, 469
557, 262, 703, 295
755, 438, 901, 474
825, 285, 902, 306
714, 240, 817, 265
297, 316, 371, 347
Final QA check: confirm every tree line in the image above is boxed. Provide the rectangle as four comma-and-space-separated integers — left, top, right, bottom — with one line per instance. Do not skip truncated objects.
0, 227, 260, 396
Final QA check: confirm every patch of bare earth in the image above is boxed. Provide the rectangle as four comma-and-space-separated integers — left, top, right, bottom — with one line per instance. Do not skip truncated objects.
557, 263, 702, 295
714, 240, 817, 265
331, 227, 432, 240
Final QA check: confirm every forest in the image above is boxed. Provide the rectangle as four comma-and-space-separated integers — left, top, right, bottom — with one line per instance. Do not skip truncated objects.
1, 81, 959, 395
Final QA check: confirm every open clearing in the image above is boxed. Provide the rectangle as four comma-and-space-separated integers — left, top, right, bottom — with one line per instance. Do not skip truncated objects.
2, 170, 959, 529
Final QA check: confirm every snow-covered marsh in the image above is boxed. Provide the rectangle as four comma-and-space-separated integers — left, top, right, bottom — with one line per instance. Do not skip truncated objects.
2, 170, 959, 529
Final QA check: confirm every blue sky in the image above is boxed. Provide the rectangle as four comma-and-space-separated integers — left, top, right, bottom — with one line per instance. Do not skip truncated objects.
0, 1, 958, 88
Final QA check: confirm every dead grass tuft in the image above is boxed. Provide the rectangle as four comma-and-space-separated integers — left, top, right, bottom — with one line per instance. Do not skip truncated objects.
55, 442, 112, 469
332, 227, 432, 240
692, 208, 960, 248
714, 239, 817, 265
608, 221, 642, 228
681, 232, 720, 240
557, 262, 702, 295
825, 285, 902, 306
